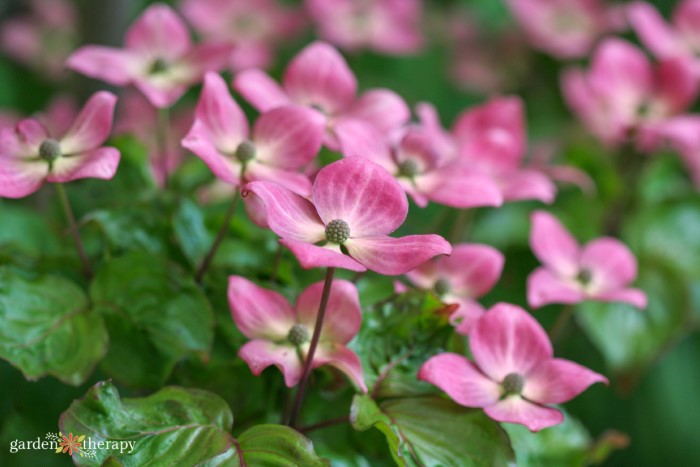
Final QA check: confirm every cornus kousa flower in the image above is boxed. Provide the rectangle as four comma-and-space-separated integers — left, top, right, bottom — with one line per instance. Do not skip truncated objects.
419, 303, 608, 431
404, 244, 504, 335
506, 0, 626, 58
336, 121, 503, 208
66, 3, 232, 108
243, 157, 452, 274
528, 211, 647, 309
229, 276, 366, 391
182, 72, 325, 196
0, 92, 119, 198
234, 41, 410, 149
629, 0, 700, 77
305, 0, 423, 55
180, 0, 304, 72
562, 38, 698, 147
641, 116, 700, 188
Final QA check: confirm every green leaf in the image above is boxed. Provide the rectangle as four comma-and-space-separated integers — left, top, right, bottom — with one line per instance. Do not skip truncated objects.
90, 252, 214, 388
236, 425, 329, 466
0, 203, 60, 255
0, 267, 106, 385
351, 395, 514, 466
84, 207, 168, 255
172, 197, 212, 266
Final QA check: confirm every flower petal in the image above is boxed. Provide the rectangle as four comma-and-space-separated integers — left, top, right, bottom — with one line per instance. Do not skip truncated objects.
499, 169, 556, 204
245, 163, 312, 197
418, 352, 501, 407
484, 397, 564, 432
66, 46, 141, 86
280, 239, 366, 272
125, 4, 191, 59
594, 288, 648, 309
283, 41, 357, 114
238, 339, 302, 387
344, 88, 410, 134
345, 234, 452, 276
60, 92, 117, 154
527, 268, 585, 309
405, 260, 439, 289
242, 181, 326, 242
439, 244, 505, 298
450, 298, 486, 336
228, 276, 296, 340
15, 119, 49, 153
628, 2, 683, 59
313, 157, 408, 237
417, 164, 503, 208
523, 358, 608, 405
0, 156, 47, 198
181, 120, 241, 185
295, 279, 362, 344
233, 68, 292, 112
133, 79, 189, 109
334, 120, 396, 173
530, 211, 580, 277
179, 43, 232, 81
471, 303, 553, 381
580, 237, 638, 291
47, 147, 120, 183
313, 343, 367, 392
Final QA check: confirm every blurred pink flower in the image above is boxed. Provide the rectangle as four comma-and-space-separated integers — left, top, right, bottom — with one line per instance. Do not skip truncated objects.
234, 41, 410, 149
405, 244, 504, 335
562, 38, 698, 147
527, 211, 647, 309
180, 0, 305, 71
229, 276, 366, 391
305, 0, 423, 55
419, 303, 608, 432
182, 72, 324, 196
0, 95, 78, 136
507, 0, 626, 58
242, 157, 452, 274
526, 141, 596, 195
639, 115, 700, 189
0, 92, 120, 198
66, 3, 232, 108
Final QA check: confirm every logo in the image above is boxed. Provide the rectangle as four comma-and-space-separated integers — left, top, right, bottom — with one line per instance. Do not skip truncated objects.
9, 432, 135, 457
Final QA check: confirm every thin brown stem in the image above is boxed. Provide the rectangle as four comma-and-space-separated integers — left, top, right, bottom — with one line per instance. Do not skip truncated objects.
270, 243, 283, 282
195, 191, 239, 283
157, 107, 170, 189
299, 416, 349, 434
55, 183, 93, 279
549, 305, 574, 342
288, 267, 336, 428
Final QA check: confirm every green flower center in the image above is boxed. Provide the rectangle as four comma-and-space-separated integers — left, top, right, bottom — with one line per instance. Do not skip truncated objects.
325, 219, 350, 244
576, 268, 592, 286
397, 159, 419, 178
434, 278, 451, 297
150, 58, 170, 74
39, 138, 61, 162
287, 324, 310, 346
235, 140, 256, 163
501, 373, 525, 396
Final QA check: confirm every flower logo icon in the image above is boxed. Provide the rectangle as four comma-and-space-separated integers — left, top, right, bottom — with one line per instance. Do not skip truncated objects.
56, 432, 85, 456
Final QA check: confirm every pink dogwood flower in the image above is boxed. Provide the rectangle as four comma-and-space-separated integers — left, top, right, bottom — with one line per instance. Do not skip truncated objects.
629, 0, 700, 77
243, 156, 452, 274
528, 211, 647, 309
180, 0, 304, 72
507, 0, 626, 58
66, 3, 232, 108
233, 41, 410, 149
419, 303, 608, 431
561, 38, 698, 147
404, 244, 504, 335
0, 92, 120, 198
641, 115, 700, 188
181, 72, 324, 196
305, 0, 423, 55
229, 276, 366, 391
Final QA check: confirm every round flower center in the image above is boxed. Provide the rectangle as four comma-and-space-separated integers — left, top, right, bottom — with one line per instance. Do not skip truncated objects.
433, 278, 451, 297
150, 58, 170, 74
501, 372, 525, 396
287, 324, 310, 346
397, 159, 419, 178
325, 219, 350, 244
576, 268, 592, 286
39, 138, 62, 162
235, 140, 256, 163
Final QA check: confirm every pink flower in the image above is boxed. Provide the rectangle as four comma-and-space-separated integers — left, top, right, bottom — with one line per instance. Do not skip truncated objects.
336, 121, 503, 208
404, 244, 504, 335
526, 141, 596, 195
641, 115, 700, 188
629, 0, 700, 77
229, 276, 367, 391
527, 211, 647, 309
181, 72, 325, 196
233, 41, 410, 149
180, 0, 305, 71
507, 0, 626, 58
305, 0, 423, 55
0, 92, 120, 198
242, 157, 452, 274
66, 3, 232, 108
561, 38, 698, 147
418, 303, 608, 432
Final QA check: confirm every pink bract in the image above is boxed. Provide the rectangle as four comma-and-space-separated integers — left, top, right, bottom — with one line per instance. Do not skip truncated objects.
527, 211, 647, 309
228, 276, 367, 391
419, 303, 608, 431
66, 3, 232, 108
0, 92, 120, 198
242, 157, 452, 275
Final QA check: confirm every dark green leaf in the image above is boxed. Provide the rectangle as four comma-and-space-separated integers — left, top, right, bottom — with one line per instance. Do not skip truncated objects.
172, 197, 212, 267
237, 425, 329, 466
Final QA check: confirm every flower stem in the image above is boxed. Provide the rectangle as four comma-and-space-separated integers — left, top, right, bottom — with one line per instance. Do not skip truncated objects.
298, 416, 349, 434
549, 305, 574, 342
288, 267, 336, 428
157, 107, 170, 189
270, 243, 283, 282
55, 183, 93, 279
195, 191, 239, 283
